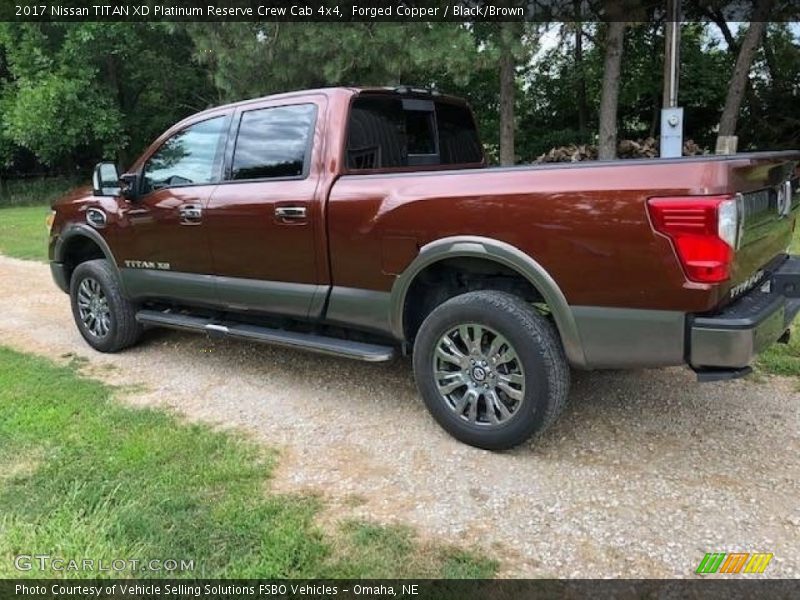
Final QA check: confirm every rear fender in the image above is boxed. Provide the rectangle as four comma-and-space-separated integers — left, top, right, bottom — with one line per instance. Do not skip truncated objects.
389, 235, 587, 367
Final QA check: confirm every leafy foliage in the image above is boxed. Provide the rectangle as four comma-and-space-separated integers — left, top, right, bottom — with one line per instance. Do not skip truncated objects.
0, 23, 212, 171
517, 22, 742, 160
5, 73, 124, 165
184, 23, 482, 101
0, 22, 797, 174
740, 23, 800, 150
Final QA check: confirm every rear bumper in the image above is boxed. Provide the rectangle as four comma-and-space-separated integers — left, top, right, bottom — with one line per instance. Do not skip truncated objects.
50, 261, 69, 293
689, 255, 800, 369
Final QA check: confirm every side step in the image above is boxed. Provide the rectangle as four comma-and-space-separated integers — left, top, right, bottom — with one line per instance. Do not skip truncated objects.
136, 309, 396, 362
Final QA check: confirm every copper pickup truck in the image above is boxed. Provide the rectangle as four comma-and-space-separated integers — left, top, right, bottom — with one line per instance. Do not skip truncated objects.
49, 87, 800, 449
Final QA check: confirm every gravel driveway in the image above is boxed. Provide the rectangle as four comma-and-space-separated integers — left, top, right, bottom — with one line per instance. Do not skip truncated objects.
1, 255, 798, 578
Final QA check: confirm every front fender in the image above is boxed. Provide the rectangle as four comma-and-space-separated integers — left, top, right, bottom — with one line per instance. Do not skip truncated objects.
52, 224, 125, 293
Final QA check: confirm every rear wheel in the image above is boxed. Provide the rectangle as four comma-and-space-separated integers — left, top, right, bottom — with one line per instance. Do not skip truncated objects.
70, 259, 142, 353
413, 291, 569, 450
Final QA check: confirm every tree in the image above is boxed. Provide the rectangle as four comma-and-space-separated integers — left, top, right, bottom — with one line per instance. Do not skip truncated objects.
185, 22, 543, 164
469, 21, 539, 164
0, 19, 797, 180
0, 43, 13, 172
184, 23, 480, 102
741, 23, 800, 150
498, 22, 518, 166
574, 17, 588, 136
717, 0, 774, 142
0, 23, 212, 171
598, 19, 626, 159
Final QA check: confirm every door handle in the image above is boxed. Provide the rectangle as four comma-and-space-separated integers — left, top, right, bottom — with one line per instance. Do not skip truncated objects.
179, 204, 202, 225
275, 206, 307, 221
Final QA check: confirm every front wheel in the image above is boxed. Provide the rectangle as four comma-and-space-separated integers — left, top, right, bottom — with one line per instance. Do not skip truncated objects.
70, 259, 142, 353
413, 291, 570, 450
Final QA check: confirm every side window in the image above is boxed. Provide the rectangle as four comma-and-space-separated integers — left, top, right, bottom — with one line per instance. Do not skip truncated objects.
346, 95, 483, 171
347, 96, 405, 169
401, 98, 438, 165
406, 110, 436, 155
436, 102, 483, 165
142, 116, 227, 194
230, 104, 316, 180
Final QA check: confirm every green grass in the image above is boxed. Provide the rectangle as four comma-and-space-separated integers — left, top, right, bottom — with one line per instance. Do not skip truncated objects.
0, 176, 78, 208
0, 204, 51, 262
0, 346, 496, 579
0, 177, 77, 262
757, 227, 800, 377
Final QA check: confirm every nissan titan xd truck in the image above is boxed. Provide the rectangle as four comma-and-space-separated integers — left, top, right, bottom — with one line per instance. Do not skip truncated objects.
48, 87, 800, 449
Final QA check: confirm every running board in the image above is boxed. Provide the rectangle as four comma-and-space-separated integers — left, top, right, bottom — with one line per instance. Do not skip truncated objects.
135, 310, 396, 362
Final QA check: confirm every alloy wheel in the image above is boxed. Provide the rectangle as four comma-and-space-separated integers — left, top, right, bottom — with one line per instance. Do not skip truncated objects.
76, 277, 112, 338
432, 323, 526, 427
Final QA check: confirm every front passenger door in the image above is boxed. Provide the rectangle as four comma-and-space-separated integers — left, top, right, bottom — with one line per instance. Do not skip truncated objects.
117, 115, 229, 304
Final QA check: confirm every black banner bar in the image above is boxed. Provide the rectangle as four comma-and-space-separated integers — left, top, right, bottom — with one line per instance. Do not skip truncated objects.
3, 579, 800, 600
2, 0, 799, 22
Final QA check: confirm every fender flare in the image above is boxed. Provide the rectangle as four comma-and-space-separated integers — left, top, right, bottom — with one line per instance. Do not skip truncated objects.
54, 224, 125, 289
388, 236, 587, 367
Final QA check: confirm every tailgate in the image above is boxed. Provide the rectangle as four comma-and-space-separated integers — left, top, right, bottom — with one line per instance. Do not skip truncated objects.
724, 155, 800, 304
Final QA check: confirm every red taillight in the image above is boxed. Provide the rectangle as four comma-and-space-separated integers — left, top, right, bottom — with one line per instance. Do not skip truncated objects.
647, 195, 738, 284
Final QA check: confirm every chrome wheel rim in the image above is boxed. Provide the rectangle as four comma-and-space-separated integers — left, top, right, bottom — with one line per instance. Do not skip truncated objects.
432, 323, 525, 427
76, 277, 111, 338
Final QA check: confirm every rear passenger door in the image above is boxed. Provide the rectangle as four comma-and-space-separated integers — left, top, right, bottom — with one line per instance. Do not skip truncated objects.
204, 99, 327, 319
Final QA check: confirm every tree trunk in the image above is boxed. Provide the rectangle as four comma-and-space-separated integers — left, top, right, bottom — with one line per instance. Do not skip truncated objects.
762, 29, 779, 86
706, 9, 738, 51
575, 19, 587, 136
649, 93, 660, 138
105, 54, 129, 168
598, 20, 626, 160
499, 22, 516, 166
717, 0, 773, 138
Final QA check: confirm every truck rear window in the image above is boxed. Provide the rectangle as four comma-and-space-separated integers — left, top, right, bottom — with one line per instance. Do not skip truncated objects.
346, 95, 482, 171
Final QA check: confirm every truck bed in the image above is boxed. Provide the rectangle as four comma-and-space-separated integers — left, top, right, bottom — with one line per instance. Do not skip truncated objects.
329, 150, 800, 314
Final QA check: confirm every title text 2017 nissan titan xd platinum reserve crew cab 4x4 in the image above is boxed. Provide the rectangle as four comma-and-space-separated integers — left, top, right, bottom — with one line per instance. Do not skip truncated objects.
48, 87, 800, 449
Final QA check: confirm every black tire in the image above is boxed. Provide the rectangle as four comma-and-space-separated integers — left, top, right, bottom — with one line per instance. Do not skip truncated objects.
413, 291, 570, 450
69, 259, 142, 353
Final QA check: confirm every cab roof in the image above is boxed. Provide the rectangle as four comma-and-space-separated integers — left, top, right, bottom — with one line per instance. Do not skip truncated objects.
189, 86, 468, 121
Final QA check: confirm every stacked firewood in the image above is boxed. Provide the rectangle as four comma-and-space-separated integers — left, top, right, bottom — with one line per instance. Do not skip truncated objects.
617, 138, 659, 158
536, 144, 598, 163
682, 139, 704, 156
535, 138, 706, 163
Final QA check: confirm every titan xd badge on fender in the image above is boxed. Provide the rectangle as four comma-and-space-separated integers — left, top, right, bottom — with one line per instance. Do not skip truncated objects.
124, 260, 171, 270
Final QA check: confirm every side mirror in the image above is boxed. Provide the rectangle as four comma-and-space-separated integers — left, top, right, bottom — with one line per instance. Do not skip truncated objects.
118, 173, 140, 201
92, 162, 121, 197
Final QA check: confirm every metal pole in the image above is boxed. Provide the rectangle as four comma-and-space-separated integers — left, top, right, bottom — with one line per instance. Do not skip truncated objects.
660, 0, 683, 158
